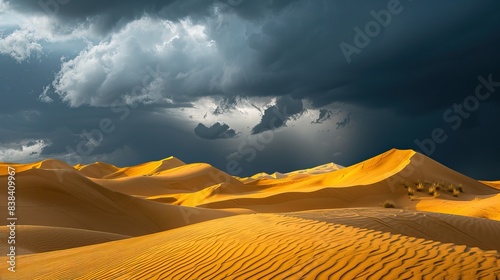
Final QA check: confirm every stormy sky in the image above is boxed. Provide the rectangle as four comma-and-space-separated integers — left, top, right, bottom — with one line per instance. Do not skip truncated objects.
0, 0, 499, 179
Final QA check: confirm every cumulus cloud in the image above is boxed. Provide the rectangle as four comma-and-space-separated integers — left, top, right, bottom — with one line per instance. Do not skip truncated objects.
42, 17, 228, 107
251, 96, 304, 134
0, 28, 42, 62
194, 122, 238, 140
2, 0, 499, 114
1, 0, 500, 180
0, 139, 50, 162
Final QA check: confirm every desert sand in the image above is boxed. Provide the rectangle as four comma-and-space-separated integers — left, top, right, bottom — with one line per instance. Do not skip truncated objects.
1, 149, 500, 279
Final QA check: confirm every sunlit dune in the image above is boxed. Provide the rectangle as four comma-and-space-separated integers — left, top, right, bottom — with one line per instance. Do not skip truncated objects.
1, 148, 499, 278
0, 167, 236, 237
0, 159, 75, 175
75, 156, 186, 179
165, 149, 499, 216
92, 163, 242, 197
2, 210, 499, 279
238, 162, 344, 183
481, 180, 500, 190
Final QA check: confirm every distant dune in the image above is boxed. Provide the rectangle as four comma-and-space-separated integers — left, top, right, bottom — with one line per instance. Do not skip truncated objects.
481, 180, 500, 190
75, 156, 186, 179
0, 167, 236, 236
1, 149, 499, 279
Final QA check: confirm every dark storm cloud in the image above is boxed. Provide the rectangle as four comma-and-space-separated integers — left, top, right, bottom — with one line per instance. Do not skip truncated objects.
194, 122, 238, 140
6, 0, 500, 114
8, 0, 298, 34
2, 0, 500, 180
311, 109, 335, 124
20, 0, 499, 115
251, 96, 304, 134
9, 0, 206, 34
336, 113, 351, 129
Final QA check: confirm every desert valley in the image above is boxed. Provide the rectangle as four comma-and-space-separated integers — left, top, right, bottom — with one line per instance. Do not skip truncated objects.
1, 148, 500, 279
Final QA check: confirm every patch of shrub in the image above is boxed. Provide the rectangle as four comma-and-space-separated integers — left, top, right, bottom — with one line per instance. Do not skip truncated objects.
382, 200, 396, 208
428, 186, 436, 196
408, 187, 415, 196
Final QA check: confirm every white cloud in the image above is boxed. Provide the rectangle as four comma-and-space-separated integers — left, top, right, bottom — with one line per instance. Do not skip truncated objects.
0, 0, 9, 14
43, 16, 227, 107
0, 11, 95, 62
0, 139, 50, 163
0, 28, 43, 62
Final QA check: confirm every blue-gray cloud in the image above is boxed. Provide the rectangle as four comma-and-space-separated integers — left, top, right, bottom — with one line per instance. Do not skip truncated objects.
194, 122, 238, 140
251, 96, 304, 134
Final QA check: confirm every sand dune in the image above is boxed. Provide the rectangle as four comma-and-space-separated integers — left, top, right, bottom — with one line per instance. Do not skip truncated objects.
93, 163, 242, 198
287, 162, 344, 175
2, 210, 499, 279
238, 162, 344, 183
0, 159, 75, 175
0, 225, 129, 255
1, 148, 499, 278
289, 208, 500, 251
481, 180, 500, 190
0, 167, 235, 237
76, 156, 186, 179
167, 149, 499, 216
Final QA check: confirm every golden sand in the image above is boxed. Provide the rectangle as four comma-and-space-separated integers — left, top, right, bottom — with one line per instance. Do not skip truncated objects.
1, 149, 499, 279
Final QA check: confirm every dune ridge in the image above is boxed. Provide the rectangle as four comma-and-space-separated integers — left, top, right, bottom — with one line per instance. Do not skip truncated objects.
0, 167, 236, 237
481, 180, 500, 190
75, 156, 186, 179
1, 148, 500, 278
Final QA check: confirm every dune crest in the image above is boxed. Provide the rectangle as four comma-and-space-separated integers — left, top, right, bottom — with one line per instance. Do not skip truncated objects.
0, 159, 75, 175
75, 156, 186, 179
1, 148, 499, 278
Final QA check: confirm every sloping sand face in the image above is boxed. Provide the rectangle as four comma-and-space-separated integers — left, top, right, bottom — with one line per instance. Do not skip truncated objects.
76, 156, 186, 179
1, 210, 499, 279
481, 181, 500, 190
1, 149, 499, 279
0, 226, 130, 255
0, 166, 236, 237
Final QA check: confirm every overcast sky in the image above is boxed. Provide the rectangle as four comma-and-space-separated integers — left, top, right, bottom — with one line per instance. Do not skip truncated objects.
0, 0, 499, 179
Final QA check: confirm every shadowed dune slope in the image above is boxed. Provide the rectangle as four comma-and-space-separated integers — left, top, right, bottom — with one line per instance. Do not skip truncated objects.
0, 226, 130, 255
0, 168, 235, 237
2, 209, 499, 280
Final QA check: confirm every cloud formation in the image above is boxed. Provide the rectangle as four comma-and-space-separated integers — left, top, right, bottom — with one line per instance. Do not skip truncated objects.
194, 122, 238, 140
1, 0, 500, 180
0, 139, 49, 162
312, 109, 335, 124
251, 96, 304, 134
336, 113, 352, 129
0, 28, 42, 62
42, 17, 226, 107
